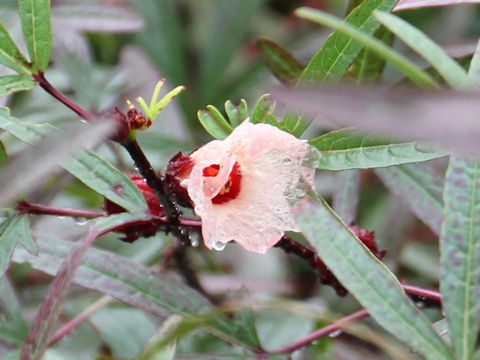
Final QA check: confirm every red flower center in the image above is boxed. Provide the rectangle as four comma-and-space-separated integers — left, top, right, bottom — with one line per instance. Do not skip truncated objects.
202, 162, 242, 204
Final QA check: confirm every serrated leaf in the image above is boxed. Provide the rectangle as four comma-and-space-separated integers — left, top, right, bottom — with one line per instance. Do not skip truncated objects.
295, 8, 439, 89
0, 214, 37, 279
440, 155, 480, 360
294, 192, 453, 360
375, 164, 444, 235
282, 112, 311, 137
20, 227, 99, 360
309, 128, 448, 170
62, 150, 148, 214
374, 11, 471, 89
197, 106, 232, 140
0, 74, 37, 96
0, 22, 31, 74
251, 94, 278, 126
298, 0, 400, 83
394, 0, 480, 11
0, 106, 51, 144
18, 0, 53, 73
257, 38, 304, 86
224, 99, 248, 128
12, 235, 261, 350
347, 26, 394, 83
0, 121, 113, 207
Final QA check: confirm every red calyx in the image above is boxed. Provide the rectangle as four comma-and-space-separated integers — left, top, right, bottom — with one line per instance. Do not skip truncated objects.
104, 174, 165, 242
164, 151, 195, 207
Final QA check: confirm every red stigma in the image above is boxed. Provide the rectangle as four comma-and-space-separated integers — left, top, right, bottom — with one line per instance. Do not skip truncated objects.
203, 162, 242, 204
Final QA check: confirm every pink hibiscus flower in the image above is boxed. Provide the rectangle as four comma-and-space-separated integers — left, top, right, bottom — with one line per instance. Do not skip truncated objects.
178, 120, 315, 254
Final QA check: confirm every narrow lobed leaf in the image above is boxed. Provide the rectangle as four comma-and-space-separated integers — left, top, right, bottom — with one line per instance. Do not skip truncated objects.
394, 0, 480, 11
20, 227, 99, 360
224, 99, 248, 128
298, 0, 402, 84
295, 8, 439, 89
375, 164, 444, 235
257, 38, 304, 86
0, 22, 31, 74
309, 128, 448, 170
197, 106, 232, 140
0, 214, 37, 279
251, 94, 279, 126
294, 192, 454, 360
374, 10, 471, 89
18, 0, 53, 73
0, 74, 37, 97
63, 150, 148, 214
347, 26, 394, 84
440, 155, 480, 360
0, 121, 113, 208
0, 106, 51, 145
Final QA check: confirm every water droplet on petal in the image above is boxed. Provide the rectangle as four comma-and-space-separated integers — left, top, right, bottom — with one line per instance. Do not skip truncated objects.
329, 329, 343, 338
212, 241, 226, 251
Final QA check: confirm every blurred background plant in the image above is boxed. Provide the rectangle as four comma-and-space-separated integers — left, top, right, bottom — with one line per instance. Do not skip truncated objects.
1, 0, 480, 359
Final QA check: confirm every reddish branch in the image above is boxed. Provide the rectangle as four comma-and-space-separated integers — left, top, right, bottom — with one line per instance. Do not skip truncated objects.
33, 73, 95, 122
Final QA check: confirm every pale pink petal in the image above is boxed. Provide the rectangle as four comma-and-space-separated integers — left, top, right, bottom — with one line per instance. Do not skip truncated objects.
184, 120, 315, 254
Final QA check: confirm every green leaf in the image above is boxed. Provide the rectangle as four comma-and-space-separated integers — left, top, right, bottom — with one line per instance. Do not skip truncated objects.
468, 39, 480, 87
347, 26, 394, 83
0, 106, 51, 144
62, 150, 148, 214
12, 235, 261, 350
0, 74, 37, 96
298, 0, 398, 83
224, 99, 248, 128
309, 128, 448, 170
18, 0, 53, 73
0, 319, 29, 345
0, 214, 37, 279
375, 164, 444, 235
251, 94, 278, 126
440, 155, 480, 360
295, 8, 439, 89
0, 22, 31, 74
90, 308, 158, 359
374, 11, 471, 89
256, 38, 304, 86
295, 192, 453, 360
282, 112, 311, 137
197, 106, 233, 140
20, 227, 98, 360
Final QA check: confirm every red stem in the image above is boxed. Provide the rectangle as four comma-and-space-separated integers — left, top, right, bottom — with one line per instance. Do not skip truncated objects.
16, 201, 105, 219
271, 309, 369, 354
33, 73, 96, 122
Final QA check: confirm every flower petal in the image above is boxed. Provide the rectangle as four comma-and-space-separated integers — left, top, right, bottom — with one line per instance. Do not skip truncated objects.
184, 120, 315, 254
